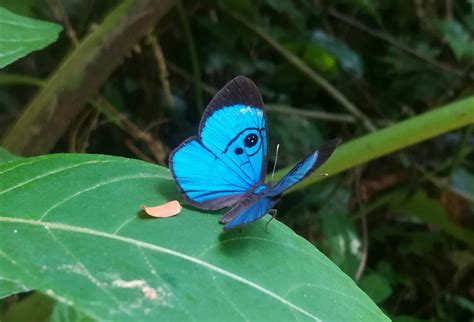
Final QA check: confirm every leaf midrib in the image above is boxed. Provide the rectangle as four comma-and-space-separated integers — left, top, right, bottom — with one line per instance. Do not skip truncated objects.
0, 216, 321, 322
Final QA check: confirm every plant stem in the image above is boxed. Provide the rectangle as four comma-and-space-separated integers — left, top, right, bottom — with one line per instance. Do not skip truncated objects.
266, 104, 356, 123
147, 32, 173, 109
2, 0, 176, 156
177, 1, 203, 113
275, 96, 474, 192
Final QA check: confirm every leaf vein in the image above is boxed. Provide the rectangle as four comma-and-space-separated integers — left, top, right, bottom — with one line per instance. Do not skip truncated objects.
0, 216, 321, 321
39, 174, 168, 221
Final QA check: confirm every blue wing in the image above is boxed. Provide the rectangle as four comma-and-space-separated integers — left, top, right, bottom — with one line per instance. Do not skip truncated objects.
268, 138, 341, 197
169, 76, 268, 210
220, 196, 277, 231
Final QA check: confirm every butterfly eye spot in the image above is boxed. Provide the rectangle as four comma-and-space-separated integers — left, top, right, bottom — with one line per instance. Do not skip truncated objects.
244, 133, 259, 148
234, 147, 244, 155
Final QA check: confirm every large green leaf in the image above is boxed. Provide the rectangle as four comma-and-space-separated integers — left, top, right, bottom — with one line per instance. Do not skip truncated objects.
0, 154, 388, 321
0, 7, 62, 68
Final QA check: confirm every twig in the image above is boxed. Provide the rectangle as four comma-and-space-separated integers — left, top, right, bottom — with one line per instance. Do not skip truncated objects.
0, 73, 167, 164
47, 0, 79, 46
147, 32, 173, 107
0, 74, 45, 87
446, 0, 453, 20
353, 167, 369, 282
77, 109, 100, 153
2, 0, 177, 156
94, 98, 167, 165
328, 9, 465, 78
177, 1, 203, 112
411, 160, 474, 203
47, 0, 166, 161
168, 62, 217, 95
222, 8, 377, 132
68, 108, 93, 153
266, 104, 356, 123
125, 139, 156, 163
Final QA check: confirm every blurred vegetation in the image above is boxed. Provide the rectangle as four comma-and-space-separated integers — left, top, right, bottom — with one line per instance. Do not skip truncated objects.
0, 0, 473, 321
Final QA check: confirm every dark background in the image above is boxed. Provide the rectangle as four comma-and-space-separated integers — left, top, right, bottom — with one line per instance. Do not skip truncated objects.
1, 1, 473, 321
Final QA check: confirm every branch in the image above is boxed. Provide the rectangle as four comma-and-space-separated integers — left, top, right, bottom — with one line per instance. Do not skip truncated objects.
274, 96, 474, 191
2, 0, 176, 156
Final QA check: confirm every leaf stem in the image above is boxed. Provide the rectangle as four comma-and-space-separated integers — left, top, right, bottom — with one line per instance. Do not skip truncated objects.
276, 96, 474, 192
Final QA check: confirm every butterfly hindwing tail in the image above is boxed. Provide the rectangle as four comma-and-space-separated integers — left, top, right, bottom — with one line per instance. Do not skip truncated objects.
268, 138, 341, 197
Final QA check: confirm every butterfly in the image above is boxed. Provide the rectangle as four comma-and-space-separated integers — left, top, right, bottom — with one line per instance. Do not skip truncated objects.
169, 76, 341, 231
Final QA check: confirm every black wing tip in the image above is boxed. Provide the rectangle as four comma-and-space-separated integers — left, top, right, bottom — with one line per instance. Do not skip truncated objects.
323, 138, 342, 149
310, 138, 339, 165
205, 75, 264, 111
198, 75, 265, 136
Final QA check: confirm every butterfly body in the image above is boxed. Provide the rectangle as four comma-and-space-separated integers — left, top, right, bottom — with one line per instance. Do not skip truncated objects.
169, 76, 340, 231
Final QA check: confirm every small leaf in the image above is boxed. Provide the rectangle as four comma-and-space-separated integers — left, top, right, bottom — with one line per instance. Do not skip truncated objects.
0, 7, 62, 68
391, 190, 474, 247
311, 30, 364, 78
435, 19, 474, 61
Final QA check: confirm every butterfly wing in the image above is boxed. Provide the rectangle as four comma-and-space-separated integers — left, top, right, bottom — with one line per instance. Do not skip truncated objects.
268, 138, 341, 197
169, 76, 268, 210
220, 196, 277, 231
170, 137, 248, 210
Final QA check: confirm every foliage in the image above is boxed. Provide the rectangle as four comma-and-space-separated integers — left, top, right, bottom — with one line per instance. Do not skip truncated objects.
0, 0, 473, 321
0, 154, 387, 321
0, 7, 61, 68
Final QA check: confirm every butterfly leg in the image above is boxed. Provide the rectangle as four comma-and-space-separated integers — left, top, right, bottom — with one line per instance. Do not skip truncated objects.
265, 209, 278, 233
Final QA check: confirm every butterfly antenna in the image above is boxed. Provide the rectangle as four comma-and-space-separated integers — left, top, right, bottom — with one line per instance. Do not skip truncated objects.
271, 144, 280, 181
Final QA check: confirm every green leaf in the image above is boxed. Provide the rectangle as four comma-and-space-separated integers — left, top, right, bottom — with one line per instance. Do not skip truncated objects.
302, 43, 337, 73
0, 7, 62, 68
0, 147, 20, 163
0, 154, 388, 321
392, 190, 474, 248
310, 30, 364, 78
435, 19, 474, 61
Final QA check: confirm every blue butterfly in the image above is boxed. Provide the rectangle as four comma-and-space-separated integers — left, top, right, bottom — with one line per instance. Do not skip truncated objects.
169, 76, 341, 231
